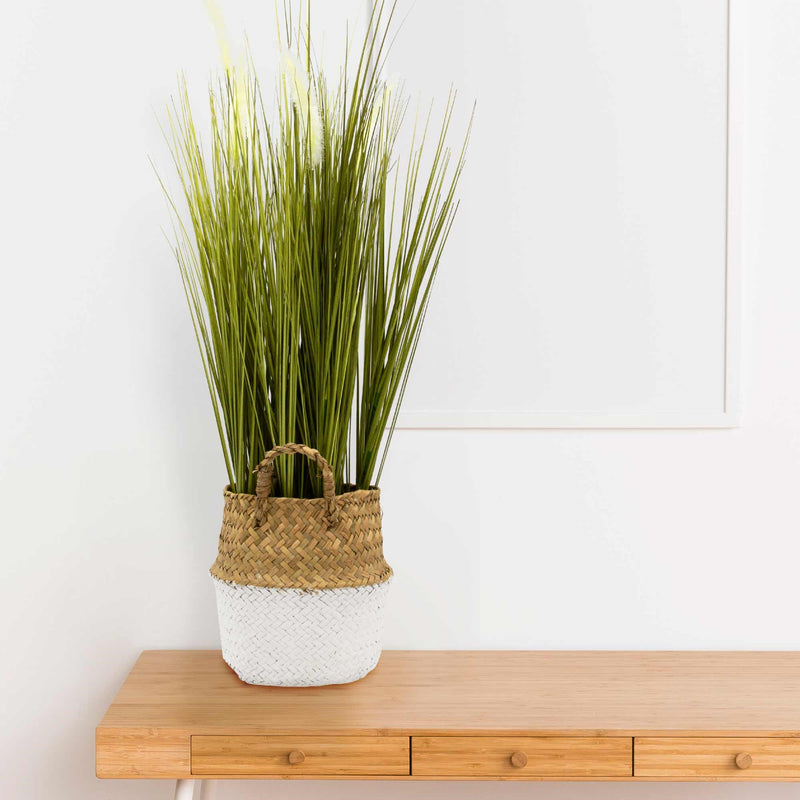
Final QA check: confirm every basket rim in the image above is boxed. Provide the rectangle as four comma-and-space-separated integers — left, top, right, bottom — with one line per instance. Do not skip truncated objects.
222, 484, 380, 503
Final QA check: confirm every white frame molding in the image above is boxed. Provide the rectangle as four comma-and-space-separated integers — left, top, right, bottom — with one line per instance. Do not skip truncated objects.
394, 0, 741, 430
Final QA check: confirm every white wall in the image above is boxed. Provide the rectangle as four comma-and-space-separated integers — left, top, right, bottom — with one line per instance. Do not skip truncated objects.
1, 1, 799, 799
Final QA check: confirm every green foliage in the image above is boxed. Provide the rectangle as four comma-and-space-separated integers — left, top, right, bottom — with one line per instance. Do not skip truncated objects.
160, 1, 470, 496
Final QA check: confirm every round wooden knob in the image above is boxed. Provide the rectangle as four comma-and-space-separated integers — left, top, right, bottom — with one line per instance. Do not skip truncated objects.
288, 749, 305, 765
510, 751, 528, 768
735, 752, 753, 770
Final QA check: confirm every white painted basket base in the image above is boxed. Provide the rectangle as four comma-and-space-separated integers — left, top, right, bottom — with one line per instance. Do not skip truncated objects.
212, 576, 391, 687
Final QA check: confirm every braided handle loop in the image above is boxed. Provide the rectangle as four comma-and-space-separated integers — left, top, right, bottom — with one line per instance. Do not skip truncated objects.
255, 444, 337, 522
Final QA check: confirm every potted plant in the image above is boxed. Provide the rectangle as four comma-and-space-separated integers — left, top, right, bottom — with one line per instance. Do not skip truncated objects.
160, 0, 470, 686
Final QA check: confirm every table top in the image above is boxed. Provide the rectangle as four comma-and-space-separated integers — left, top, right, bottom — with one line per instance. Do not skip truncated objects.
99, 649, 800, 737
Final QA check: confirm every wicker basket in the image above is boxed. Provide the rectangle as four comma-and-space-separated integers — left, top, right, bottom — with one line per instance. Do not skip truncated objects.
210, 444, 393, 686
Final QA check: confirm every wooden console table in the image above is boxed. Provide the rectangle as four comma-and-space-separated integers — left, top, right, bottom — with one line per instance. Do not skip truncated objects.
97, 650, 800, 798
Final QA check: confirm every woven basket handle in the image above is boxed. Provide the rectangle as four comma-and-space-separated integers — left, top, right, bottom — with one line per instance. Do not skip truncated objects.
255, 444, 337, 521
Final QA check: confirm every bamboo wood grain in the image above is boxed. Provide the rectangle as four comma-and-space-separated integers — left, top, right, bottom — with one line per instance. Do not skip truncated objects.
635, 738, 800, 778
412, 736, 632, 777
98, 650, 800, 736
96, 650, 800, 780
134, 775, 800, 782
95, 728, 190, 778
192, 735, 409, 776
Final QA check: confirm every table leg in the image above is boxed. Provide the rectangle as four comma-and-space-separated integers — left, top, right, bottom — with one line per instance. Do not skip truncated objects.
174, 779, 203, 800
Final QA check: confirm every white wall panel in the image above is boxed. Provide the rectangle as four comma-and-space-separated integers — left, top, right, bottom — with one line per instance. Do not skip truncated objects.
389, 0, 734, 428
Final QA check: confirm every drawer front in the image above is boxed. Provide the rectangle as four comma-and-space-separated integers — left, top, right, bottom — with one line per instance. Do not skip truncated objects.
191, 735, 409, 776
635, 738, 800, 778
412, 736, 632, 777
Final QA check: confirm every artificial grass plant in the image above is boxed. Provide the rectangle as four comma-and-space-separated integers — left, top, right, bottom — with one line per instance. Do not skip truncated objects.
160, 0, 470, 497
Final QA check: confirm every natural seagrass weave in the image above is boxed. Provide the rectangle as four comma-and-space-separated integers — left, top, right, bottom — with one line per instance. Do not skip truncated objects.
210, 444, 392, 590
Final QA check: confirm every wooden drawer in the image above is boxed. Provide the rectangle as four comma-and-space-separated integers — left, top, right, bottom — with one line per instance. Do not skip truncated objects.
191, 735, 410, 776
412, 736, 632, 777
635, 738, 800, 778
